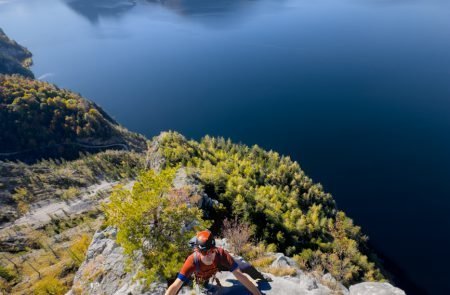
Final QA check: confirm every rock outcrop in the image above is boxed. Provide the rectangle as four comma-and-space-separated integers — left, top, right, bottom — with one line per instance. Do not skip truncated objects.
67, 227, 166, 295
173, 168, 219, 216
349, 282, 405, 295
68, 227, 406, 295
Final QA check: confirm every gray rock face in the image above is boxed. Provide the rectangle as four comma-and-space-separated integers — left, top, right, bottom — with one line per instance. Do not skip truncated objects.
321, 273, 349, 295
67, 227, 165, 295
271, 253, 297, 268
296, 272, 320, 292
349, 282, 406, 295
145, 135, 166, 172
212, 271, 332, 295
0, 233, 40, 252
172, 168, 219, 216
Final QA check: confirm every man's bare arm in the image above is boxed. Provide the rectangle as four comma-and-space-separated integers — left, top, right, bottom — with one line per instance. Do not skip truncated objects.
165, 278, 183, 295
232, 268, 262, 295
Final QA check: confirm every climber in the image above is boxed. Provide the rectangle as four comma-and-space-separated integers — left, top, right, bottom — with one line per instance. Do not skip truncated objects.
165, 230, 262, 295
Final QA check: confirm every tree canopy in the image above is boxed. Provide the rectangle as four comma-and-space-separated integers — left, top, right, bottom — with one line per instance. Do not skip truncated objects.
152, 131, 385, 285
0, 75, 146, 160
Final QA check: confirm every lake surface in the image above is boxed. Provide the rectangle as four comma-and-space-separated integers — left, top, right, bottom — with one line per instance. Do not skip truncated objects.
1, 0, 450, 293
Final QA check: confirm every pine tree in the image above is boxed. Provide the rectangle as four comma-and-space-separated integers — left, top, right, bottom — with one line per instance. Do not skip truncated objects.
104, 167, 210, 283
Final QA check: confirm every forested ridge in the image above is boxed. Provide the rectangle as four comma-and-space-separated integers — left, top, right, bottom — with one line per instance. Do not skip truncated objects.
0, 75, 147, 158
0, 29, 33, 78
144, 132, 386, 286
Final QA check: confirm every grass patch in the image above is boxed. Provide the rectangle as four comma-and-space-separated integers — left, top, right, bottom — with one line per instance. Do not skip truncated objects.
264, 266, 297, 277
250, 256, 275, 268
33, 276, 67, 295
0, 265, 16, 282
0, 216, 100, 294
61, 187, 80, 200
69, 234, 91, 267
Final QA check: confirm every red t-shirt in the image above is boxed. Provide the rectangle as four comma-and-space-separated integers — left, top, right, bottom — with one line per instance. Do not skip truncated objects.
177, 247, 239, 282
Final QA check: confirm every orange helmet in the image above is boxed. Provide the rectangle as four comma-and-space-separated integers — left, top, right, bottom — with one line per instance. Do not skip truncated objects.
196, 230, 215, 251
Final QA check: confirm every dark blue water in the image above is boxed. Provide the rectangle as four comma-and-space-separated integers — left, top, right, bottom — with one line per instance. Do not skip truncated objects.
1, 0, 450, 293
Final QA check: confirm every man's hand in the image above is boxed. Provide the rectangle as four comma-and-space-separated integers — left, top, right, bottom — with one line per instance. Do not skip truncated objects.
165, 278, 183, 295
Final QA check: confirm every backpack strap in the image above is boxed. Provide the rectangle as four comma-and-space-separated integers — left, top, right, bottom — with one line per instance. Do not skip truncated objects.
216, 247, 223, 260
194, 251, 200, 274
193, 251, 203, 291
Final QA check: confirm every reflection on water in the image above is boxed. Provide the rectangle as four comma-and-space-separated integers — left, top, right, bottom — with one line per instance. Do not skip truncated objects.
147, 0, 256, 16
64, 0, 136, 23
64, 0, 259, 25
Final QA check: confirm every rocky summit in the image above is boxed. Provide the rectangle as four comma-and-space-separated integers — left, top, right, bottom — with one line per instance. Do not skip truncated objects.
68, 226, 406, 295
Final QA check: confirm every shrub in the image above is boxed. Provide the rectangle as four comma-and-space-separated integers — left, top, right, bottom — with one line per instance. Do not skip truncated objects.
222, 216, 251, 256
12, 187, 32, 215
266, 243, 278, 253
69, 234, 92, 267
0, 265, 16, 282
61, 187, 80, 200
0, 277, 12, 294
241, 242, 266, 261
33, 276, 67, 295
293, 249, 322, 271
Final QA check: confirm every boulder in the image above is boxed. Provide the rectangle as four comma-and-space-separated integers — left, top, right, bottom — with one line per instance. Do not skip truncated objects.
321, 273, 349, 295
270, 253, 297, 268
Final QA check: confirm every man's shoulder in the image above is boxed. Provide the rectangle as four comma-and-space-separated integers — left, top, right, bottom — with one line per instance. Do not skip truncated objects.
215, 247, 238, 271
184, 252, 196, 265
216, 247, 227, 254
215, 247, 233, 260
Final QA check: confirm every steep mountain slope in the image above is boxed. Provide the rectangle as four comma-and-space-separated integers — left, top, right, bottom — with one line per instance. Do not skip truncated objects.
0, 28, 34, 78
0, 75, 147, 161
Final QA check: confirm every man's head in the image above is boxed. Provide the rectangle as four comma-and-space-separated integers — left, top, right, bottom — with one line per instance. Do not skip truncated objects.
196, 230, 215, 253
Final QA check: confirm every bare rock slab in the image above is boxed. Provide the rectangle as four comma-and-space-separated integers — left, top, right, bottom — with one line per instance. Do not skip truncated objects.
350, 282, 406, 295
